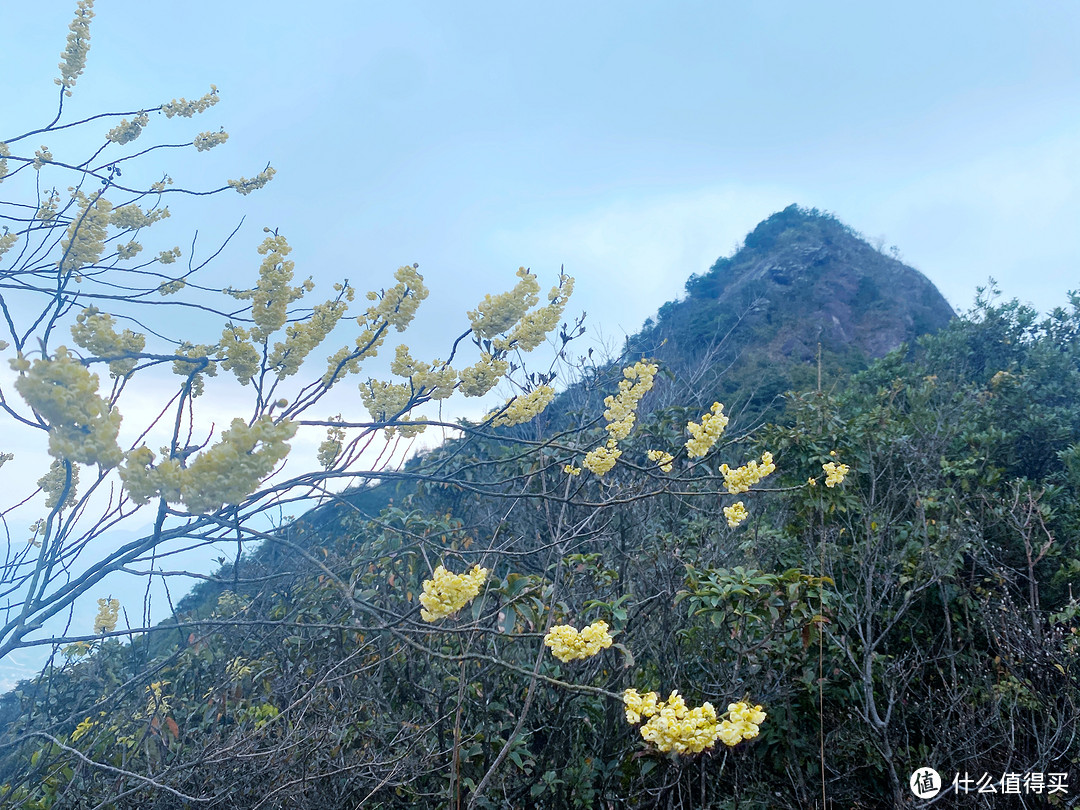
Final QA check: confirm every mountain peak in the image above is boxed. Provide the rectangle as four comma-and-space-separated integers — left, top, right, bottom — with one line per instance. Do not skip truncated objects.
630, 205, 956, 408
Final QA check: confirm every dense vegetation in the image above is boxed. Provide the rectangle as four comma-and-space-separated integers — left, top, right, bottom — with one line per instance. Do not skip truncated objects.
1, 5, 1075, 806
3, 278, 1078, 807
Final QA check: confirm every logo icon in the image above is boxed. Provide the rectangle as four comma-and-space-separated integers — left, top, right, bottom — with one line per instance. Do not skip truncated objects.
910, 767, 942, 799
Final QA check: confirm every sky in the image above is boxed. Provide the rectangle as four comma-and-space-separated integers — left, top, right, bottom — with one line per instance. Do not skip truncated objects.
1, 1, 1078, 686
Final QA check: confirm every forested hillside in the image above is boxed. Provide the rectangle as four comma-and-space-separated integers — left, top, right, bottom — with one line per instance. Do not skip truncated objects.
3, 200, 1077, 806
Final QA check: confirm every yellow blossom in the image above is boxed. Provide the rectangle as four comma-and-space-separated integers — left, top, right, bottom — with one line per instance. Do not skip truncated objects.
583, 439, 622, 476
93, 597, 119, 634
106, 113, 149, 145
685, 402, 729, 458
162, 85, 219, 118
14, 347, 123, 467
622, 688, 661, 724
59, 193, 112, 273
318, 416, 346, 469
488, 385, 555, 427
623, 691, 765, 754
563, 464, 581, 476
70, 306, 145, 377
468, 267, 540, 338
37, 459, 79, 510
71, 716, 96, 742
459, 353, 509, 397
823, 459, 850, 487
720, 451, 776, 494
419, 564, 488, 621
647, 449, 674, 473
603, 361, 657, 441
544, 621, 613, 662
56, 1, 94, 95
718, 701, 767, 747
493, 273, 574, 352
228, 166, 276, 195
194, 130, 229, 151
724, 501, 748, 527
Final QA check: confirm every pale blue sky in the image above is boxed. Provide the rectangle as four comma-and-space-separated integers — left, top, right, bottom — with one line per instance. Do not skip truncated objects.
6, 1, 1079, 338
1, 1, 1078, 686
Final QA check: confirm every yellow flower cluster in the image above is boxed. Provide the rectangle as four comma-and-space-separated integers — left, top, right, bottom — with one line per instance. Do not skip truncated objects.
33, 146, 53, 171
118, 417, 296, 513
458, 353, 509, 397
194, 130, 229, 152
724, 501, 748, 528
574, 361, 659, 476
142, 681, 171, 720
468, 267, 540, 339
390, 346, 457, 401
563, 464, 582, 476
647, 449, 674, 473
14, 347, 123, 467
228, 166, 276, 195
623, 690, 766, 754
489, 385, 556, 427
330, 264, 429, 383
622, 688, 660, 724
823, 459, 850, 487
162, 85, 219, 118
717, 701, 767, 747
0, 142, 8, 182
231, 234, 298, 336
111, 202, 170, 231
157, 279, 184, 295
317, 416, 346, 469
70, 306, 145, 377
493, 273, 575, 352
36, 191, 60, 222
583, 440, 622, 475
71, 716, 97, 743
56, 0, 94, 95
218, 324, 261, 383
60, 193, 112, 273
603, 361, 657, 441
720, 451, 776, 494
0, 231, 16, 259
157, 246, 181, 264
93, 597, 119, 634
106, 113, 148, 145
543, 621, 613, 662
623, 690, 722, 755
419, 564, 488, 621
685, 402, 729, 458
359, 379, 412, 428
37, 459, 79, 510
171, 341, 218, 397
269, 295, 350, 381
116, 241, 142, 259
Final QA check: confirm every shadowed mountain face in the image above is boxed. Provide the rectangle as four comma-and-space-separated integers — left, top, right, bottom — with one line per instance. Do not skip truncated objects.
626, 204, 956, 412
